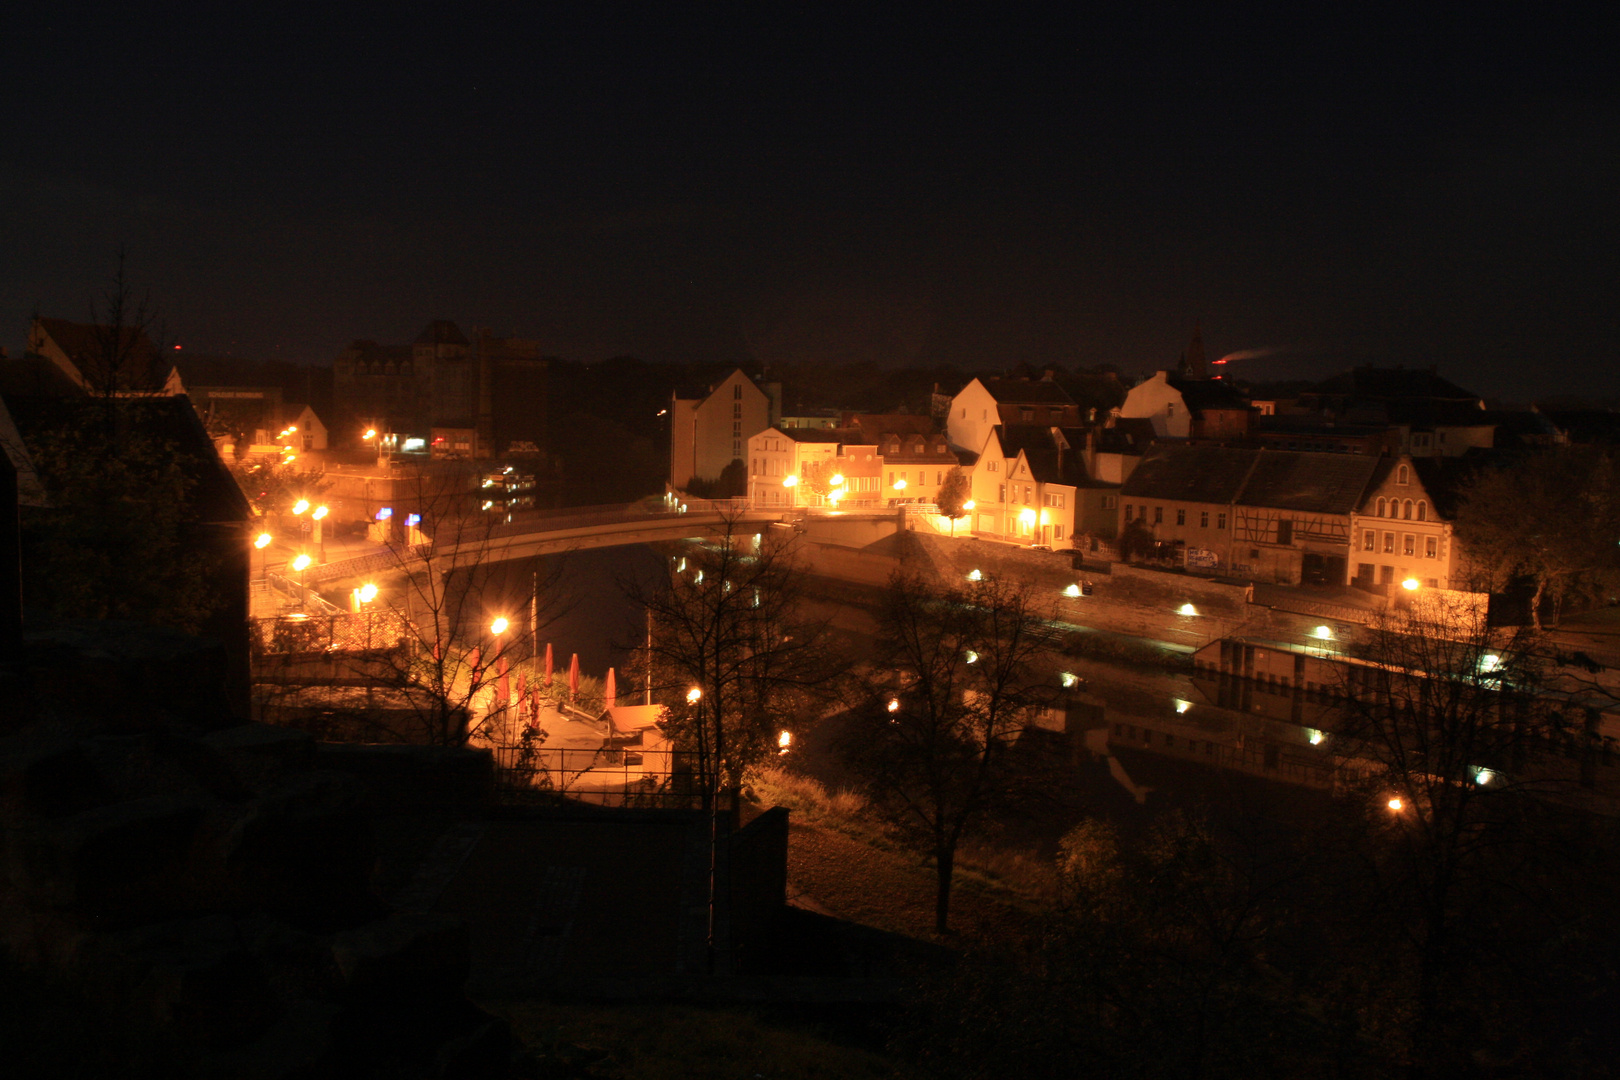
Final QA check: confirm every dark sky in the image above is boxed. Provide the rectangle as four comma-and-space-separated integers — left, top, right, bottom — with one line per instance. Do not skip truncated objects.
5, 7, 1616, 400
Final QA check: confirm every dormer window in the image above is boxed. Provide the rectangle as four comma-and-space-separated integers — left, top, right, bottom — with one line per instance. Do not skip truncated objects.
1397, 464, 1410, 485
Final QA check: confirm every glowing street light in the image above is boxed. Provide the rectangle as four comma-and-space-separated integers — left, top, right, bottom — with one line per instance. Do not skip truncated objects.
363, 428, 377, 440
687, 687, 703, 704
887, 698, 901, 713
292, 499, 310, 516
311, 505, 328, 521
1313, 625, 1333, 640
358, 583, 378, 604
777, 730, 792, 754
490, 616, 510, 635
1179, 603, 1198, 616
962, 499, 975, 511
1401, 577, 1421, 591
291, 552, 312, 609
893, 477, 907, 491
782, 474, 798, 487
829, 473, 844, 486
1387, 797, 1405, 812
254, 532, 273, 550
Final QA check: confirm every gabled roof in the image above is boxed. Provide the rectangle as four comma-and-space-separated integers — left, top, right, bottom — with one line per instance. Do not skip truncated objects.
1, 393, 250, 524
1239, 451, 1381, 514
1362, 456, 1476, 520
980, 377, 1076, 407
996, 424, 1088, 486
1171, 375, 1251, 414
1537, 408, 1620, 446
1306, 366, 1481, 404
31, 317, 168, 393
414, 320, 469, 346
1122, 446, 1258, 504
777, 427, 846, 445
841, 413, 936, 436
1099, 418, 1156, 452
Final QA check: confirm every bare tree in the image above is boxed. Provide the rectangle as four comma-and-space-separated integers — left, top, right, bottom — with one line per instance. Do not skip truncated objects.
1453, 446, 1620, 629
65, 251, 172, 399
1326, 593, 1598, 1069
839, 570, 1056, 933
339, 461, 574, 746
628, 513, 830, 809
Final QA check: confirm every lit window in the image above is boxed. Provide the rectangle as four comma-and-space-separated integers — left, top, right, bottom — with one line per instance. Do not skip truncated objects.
1403, 534, 1416, 556
1383, 532, 1395, 553
1363, 530, 1376, 551
1425, 536, 1438, 558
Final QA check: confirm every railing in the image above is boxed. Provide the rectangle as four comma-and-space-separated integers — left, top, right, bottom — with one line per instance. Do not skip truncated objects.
303, 544, 431, 585
488, 744, 724, 810
251, 609, 412, 655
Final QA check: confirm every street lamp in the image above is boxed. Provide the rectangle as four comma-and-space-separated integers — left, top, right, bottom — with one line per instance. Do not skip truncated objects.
291, 552, 312, 609
490, 616, 510, 636
1401, 577, 1421, 592
312, 505, 329, 561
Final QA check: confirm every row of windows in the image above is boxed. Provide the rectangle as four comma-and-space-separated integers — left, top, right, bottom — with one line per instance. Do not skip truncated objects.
1124, 504, 1226, 530
1375, 497, 1427, 520
887, 470, 947, 486
1363, 530, 1440, 558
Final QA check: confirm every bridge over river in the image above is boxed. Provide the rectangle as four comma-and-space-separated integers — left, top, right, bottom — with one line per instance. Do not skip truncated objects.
301, 500, 905, 586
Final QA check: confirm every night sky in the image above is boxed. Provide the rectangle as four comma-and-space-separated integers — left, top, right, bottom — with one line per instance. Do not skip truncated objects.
6, 8, 1616, 400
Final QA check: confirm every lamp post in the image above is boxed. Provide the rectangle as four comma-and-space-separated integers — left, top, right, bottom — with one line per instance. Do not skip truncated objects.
312, 505, 329, 562
490, 617, 511, 721
291, 553, 312, 610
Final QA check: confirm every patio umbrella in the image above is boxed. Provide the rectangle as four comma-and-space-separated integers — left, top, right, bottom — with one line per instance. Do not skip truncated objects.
497, 656, 510, 707
516, 669, 528, 705
604, 666, 616, 711
568, 652, 580, 699
467, 646, 481, 690
544, 642, 554, 686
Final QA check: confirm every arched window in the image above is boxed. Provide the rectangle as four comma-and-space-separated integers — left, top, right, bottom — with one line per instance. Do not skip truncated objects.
1404, 499, 1414, 520
1397, 464, 1410, 485
1376, 497, 1387, 517
1417, 501, 1427, 521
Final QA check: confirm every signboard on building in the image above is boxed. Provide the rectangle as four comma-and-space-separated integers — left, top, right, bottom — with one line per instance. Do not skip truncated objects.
1186, 547, 1221, 570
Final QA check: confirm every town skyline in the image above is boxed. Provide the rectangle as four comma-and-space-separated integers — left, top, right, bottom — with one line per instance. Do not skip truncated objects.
5, 8, 1615, 403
